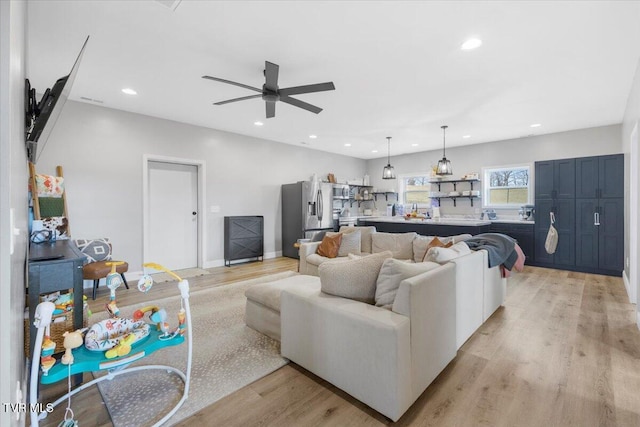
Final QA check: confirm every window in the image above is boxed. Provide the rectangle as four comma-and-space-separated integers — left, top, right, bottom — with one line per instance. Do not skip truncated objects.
398, 173, 431, 205
482, 164, 532, 208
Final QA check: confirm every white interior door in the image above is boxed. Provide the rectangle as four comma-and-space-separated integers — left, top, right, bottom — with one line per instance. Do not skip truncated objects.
148, 161, 198, 270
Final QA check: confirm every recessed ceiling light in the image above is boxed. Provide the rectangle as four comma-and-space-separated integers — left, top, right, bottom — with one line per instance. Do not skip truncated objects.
463, 135, 471, 139
530, 123, 541, 128
372, 150, 378, 153
344, 143, 351, 147
461, 38, 482, 50
254, 121, 264, 126
309, 134, 317, 139
411, 143, 419, 147
121, 88, 137, 95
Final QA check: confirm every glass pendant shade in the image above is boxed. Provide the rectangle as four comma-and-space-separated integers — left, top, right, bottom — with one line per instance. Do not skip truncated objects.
382, 164, 396, 179
436, 125, 453, 175
436, 158, 452, 175
382, 136, 396, 179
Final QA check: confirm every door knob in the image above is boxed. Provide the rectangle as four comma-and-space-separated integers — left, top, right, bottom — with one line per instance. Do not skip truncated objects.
192, 211, 197, 216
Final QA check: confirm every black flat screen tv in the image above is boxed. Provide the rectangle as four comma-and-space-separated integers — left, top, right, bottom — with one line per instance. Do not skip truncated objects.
26, 36, 89, 164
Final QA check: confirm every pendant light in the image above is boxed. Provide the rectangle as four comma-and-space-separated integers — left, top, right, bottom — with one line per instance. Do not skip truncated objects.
436, 125, 453, 175
382, 136, 396, 179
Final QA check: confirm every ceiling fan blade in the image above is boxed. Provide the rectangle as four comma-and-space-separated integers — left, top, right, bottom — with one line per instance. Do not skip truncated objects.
266, 102, 276, 118
264, 61, 279, 92
280, 95, 322, 114
214, 94, 262, 105
202, 75, 262, 93
279, 82, 335, 96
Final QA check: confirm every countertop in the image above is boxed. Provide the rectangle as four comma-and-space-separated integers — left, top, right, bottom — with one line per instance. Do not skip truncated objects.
354, 216, 535, 226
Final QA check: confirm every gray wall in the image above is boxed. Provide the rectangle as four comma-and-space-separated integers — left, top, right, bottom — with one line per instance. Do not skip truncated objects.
1, 1, 29, 425
36, 101, 366, 272
622, 55, 640, 326
365, 124, 622, 217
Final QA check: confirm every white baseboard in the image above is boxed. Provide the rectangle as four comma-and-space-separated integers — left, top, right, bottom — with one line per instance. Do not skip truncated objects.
203, 250, 282, 269
623, 269, 636, 304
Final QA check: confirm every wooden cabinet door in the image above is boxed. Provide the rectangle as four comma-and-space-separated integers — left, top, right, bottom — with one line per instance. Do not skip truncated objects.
534, 198, 554, 264
599, 154, 624, 198
575, 156, 599, 198
554, 158, 576, 199
575, 198, 599, 268
553, 198, 575, 267
598, 198, 624, 271
535, 161, 555, 199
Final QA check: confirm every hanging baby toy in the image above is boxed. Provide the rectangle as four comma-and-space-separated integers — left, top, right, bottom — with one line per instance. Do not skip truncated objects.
105, 261, 125, 317
137, 263, 188, 339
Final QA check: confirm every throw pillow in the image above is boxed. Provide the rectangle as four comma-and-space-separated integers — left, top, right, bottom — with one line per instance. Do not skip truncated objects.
375, 258, 440, 307
340, 226, 376, 253
319, 250, 393, 304
412, 235, 436, 262
424, 241, 472, 264
74, 238, 113, 262
35, 174, 65, 197
41, 216, 69, 240
337, 230, 361, 256
371, 232, 416, 260
317, 233, 342, 258
421, 237, 453, 262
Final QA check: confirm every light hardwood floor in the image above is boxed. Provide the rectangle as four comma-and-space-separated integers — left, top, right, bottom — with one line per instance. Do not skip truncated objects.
36, 259, 640, 426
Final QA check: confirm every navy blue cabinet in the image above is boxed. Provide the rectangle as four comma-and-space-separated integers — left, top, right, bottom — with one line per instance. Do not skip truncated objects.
535, 154, 623, 276
576, 154, 624, 198
534, 159, 576, 268
575, 154, 624, 274
576, 197, 623, 273
489, 222, 535, 264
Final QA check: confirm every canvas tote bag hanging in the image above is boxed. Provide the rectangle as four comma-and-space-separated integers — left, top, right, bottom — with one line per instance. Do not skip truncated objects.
545, 211, 558, 254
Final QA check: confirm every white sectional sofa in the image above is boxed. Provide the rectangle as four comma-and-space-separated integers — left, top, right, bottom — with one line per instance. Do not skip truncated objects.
244, 227, 507, 421
281, 263, 456, 422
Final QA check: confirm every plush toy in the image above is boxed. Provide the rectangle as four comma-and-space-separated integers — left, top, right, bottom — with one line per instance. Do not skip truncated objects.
61, 329, 84, 365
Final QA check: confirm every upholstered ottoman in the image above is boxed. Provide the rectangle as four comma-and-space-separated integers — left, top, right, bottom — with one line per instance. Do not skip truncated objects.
244, 274, 321, 341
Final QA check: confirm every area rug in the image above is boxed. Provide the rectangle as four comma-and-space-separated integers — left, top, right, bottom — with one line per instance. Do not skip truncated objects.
150, 267, 211, 283
92, 270, 297, 427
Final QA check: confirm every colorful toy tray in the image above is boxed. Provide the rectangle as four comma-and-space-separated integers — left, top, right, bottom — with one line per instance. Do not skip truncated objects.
41, 328, 184, 385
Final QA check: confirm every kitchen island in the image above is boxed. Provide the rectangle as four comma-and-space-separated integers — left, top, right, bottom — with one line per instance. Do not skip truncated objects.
357, 216, 492, 237
357, 216, 536, 264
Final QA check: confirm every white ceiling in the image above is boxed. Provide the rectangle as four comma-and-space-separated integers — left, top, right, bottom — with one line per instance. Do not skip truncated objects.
26, 0, 640, 160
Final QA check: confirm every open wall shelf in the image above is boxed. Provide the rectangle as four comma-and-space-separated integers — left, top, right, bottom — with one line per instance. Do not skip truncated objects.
428, 179, 481, 207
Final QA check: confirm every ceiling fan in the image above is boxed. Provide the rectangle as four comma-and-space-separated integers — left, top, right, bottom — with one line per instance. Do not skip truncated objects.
202, 61, 335, 118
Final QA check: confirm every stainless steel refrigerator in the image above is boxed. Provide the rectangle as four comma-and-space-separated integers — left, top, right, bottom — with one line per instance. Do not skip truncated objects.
282, 181, 335, 258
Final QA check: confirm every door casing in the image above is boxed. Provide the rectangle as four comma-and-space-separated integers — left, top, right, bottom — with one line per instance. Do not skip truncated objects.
142, 154, 206, 270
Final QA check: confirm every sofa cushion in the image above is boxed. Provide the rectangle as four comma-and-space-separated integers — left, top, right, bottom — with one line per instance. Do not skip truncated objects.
328, 230, 362, 257
413, 234, 473, 262
371, 232, 416, 260
245, 274, 320, 312
412, 235, 436, 262
419, 237, 453, 262
317, 233, 342, 258
425, 241, 472, 264
319, 251, 393, 304
340, 226, 376, 253
375, 258, 440, 308
306, 253, 352, 267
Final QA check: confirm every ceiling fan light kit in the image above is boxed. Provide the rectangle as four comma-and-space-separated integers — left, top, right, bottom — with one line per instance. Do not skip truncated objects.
436, 125, 453, 175
203, 61, 335, 119
382, 136, 396, 180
